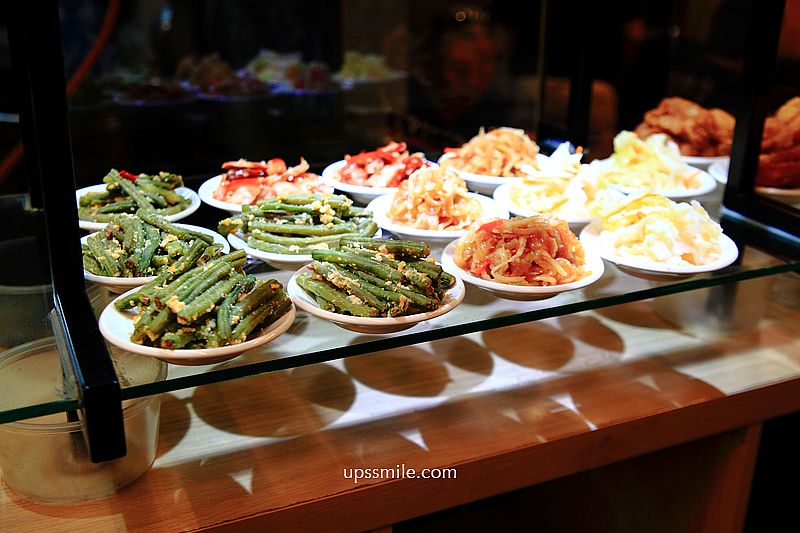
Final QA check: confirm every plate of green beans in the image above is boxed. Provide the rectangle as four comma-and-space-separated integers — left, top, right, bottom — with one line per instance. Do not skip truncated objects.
99, 249, 295, 365
287, 237, 465, 334
219, 193, 381, 270
76, 169, 200, 231
82, 213, 230, 293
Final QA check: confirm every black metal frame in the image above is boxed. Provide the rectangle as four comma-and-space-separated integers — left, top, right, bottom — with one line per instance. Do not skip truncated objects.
3, 0, 796, 463
723, 0, 798, 237
8, 0, 126, 462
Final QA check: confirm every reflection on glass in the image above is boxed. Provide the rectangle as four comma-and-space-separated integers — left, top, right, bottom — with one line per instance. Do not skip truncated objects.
0, 24, 55, 353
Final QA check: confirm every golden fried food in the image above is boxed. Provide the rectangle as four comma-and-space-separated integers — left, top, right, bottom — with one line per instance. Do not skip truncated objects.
762, 97, 800, 154
759, 97, 800, 188
634, 97, 734, 157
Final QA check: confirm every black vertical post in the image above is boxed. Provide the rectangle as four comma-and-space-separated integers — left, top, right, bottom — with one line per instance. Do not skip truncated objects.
723, 0, 798, 236
8, 0, 126, 462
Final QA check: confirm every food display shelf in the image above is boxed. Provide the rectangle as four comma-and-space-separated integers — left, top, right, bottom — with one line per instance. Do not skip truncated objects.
2, 185, 798, 425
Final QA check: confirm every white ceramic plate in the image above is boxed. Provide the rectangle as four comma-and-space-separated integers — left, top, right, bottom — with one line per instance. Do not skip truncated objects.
76, 184, 200, 231
607, 168, 717, 199
579, 222, 739, 278
227, 228, 381, 271
287, 265, 464, 334
321, 160, 399, 205
680, 155, 729, 170
198, 174, 335, 214
366, 193, 510, 245
99, 288, 295, 365
440, 240, 605, 301
438, 153, 537, 195
82, 224, 230, 293
708, 160, 800, 205
492, 182, 626, 228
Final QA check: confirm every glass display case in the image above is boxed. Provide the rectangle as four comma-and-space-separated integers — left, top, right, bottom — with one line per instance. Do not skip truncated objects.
1, 0, 799, 470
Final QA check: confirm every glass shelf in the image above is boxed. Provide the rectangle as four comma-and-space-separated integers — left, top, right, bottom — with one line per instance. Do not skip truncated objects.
1, 185, 799, 424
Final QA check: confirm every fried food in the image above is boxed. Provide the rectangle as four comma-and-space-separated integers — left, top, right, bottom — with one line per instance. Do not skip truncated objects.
634, 97, 734, 157
759, 97, 800, 188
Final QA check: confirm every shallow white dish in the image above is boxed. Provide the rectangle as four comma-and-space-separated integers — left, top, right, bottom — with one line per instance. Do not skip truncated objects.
99, 287, 295, 365
492, 182, 626, 230
228, 228, 381, 271
82, 224, 229, 293
287, 264, 464, 334
198, 175, 240, 213
439, 153, 537, 195
76, 184, 200, 231
680, 155, 729, 170
321, 160, 399, 205
366, 192, 510, 245
440, 240, 605, 301
607, 168, 717, 199
579, 222, 739, 278
708, 160, 800, 205
198, 174, 335, 214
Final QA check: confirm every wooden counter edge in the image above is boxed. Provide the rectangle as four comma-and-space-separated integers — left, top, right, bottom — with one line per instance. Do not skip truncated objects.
200, 378, 800, 533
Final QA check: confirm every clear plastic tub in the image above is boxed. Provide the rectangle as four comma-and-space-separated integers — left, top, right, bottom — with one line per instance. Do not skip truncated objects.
653, 276, 776, 336
0, 338, 167, 503
0, 237, 53, 349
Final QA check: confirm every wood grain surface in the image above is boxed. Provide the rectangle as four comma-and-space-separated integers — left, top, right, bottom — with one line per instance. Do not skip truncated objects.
2, 285, 800, 532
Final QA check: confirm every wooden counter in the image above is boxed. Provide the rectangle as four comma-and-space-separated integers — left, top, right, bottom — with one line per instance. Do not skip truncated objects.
2, 280, 800, 532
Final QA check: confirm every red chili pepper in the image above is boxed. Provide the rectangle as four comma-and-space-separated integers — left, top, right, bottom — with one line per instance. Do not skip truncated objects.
478, 220, 503, 233
472, 260, 492, 276
119, 170, 138, 182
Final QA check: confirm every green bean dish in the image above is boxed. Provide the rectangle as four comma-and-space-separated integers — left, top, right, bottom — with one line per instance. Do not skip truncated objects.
78, 169, 190, 223
297, 237, 457, 318
83, 212, 221, 278
116, 249, 292, 348
217, 193, 379, 255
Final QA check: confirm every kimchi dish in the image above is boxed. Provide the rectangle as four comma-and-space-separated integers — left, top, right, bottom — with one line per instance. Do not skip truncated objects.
387, 166, 482, 230
440, 127, 540, 177
454, 216, 587, 286
335, 141, 431, 188
213, 158, 331, 205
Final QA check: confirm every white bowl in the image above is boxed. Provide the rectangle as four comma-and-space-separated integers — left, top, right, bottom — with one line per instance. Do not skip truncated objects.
579, 222, 739, 279
366, 192, 510, 245
227, 228, 382, 271
82, 224, 230, 293
198, 174, 335, 214
287, 264, 465, 334
76, 184, 200, 231
708, 160, 800, 205
440, 240, 605, 301
98, 287, 295, 365
198, 175, 242, 214
681, 155, 729, 170
321, 160, 399, 205
607, 168, 717, 199
492, 182, 626, 232
438, 153, 531, 195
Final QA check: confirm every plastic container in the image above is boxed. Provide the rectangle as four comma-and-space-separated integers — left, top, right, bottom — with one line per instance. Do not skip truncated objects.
653, 277, 776, 336
0, 237, 53, 349
0, 338, 167, 502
